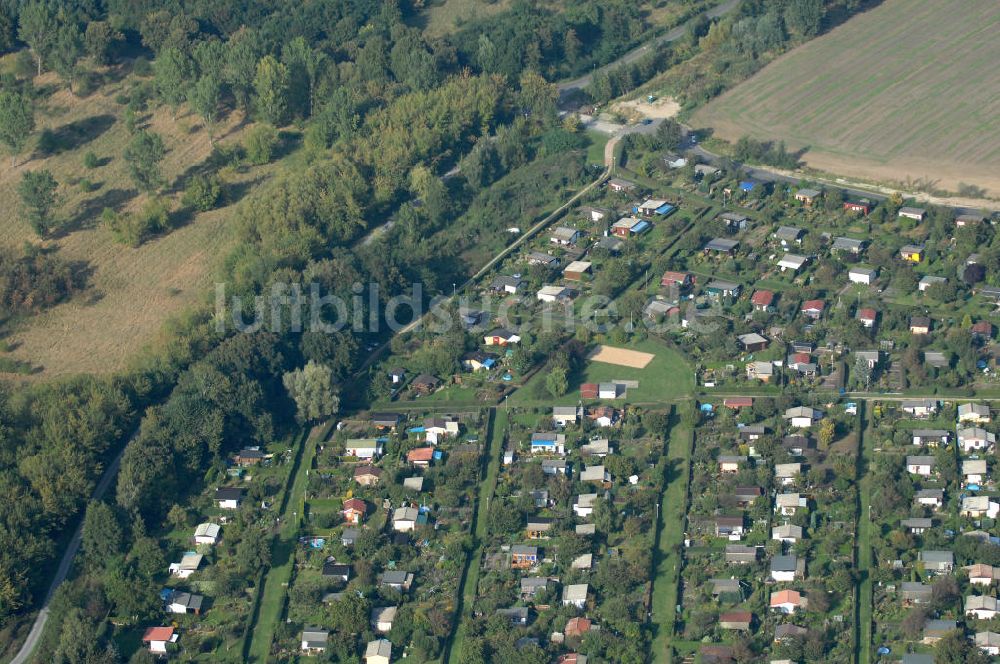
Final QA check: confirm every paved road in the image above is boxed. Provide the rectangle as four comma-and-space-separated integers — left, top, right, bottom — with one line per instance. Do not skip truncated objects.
557, 0, 740, 97
10, 431, 135, 664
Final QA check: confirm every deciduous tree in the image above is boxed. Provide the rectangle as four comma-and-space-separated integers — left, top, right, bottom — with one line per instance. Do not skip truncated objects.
154, 47, 192, 115
283, 361, 340, 423
225, 28, 260, 113
18, 169, 58, 236
0, 90, 35, 166
18, 1, 57, 76
189, 75, 221, 143
84, 21, 122, 65
545, 365, 568, 397
253, 55, 289, 126
123, 130, 166, 192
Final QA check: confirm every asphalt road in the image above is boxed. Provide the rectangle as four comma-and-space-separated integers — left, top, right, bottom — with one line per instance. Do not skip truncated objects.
10, 432, 134, 664
557, 0, 740, 96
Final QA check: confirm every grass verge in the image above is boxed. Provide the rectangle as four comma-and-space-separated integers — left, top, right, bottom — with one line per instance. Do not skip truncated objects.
855, 402, 874, 664
443, 408, 506, 664
649, 409, 693, 664
244, 424, 323, 663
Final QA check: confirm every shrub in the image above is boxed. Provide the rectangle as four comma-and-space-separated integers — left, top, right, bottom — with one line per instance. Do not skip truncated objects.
0, 246, 88, 316
132, 57, 152, 77
72, 71, 99, 97
245, 124, 279, 165
13, 51, 34, 79
102, 198, 170, 247
541, 128, 586, 154
182, 173, 224, 211
83, 151, 100, 169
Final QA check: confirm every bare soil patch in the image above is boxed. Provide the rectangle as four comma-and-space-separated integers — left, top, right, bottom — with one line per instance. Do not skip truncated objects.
612, 96, 681, 122
588, 344, 655, 369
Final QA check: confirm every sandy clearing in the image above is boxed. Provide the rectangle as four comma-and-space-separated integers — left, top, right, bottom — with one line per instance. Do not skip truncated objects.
588, 345, 655, 369
613, 97, 681, 122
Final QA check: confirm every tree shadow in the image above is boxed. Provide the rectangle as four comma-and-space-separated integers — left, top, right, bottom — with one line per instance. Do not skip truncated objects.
33, 114, 116, 158
224, 174, 271, 207
81, 289, 105, 306
166, 205, 196, 231
56, 188, 137, 237
273, 129, 303, 161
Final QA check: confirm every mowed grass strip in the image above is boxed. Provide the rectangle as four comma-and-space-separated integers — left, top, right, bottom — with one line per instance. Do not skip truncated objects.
856, 404, 875, 664
650, 414, 693, 664
245, 425, 319, 663
444, 409, 506, 664
692, 0, 1000, 194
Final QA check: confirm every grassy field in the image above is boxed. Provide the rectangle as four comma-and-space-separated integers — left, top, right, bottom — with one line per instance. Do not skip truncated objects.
585, 130, 611, 166
575, 338, 693, 402
511, 337, 693, 405
0, 65, 286, 378
692, 0, 1000, 196
444, 408, 505, 664
650, 414, 691, 664
415, 0, 513, 38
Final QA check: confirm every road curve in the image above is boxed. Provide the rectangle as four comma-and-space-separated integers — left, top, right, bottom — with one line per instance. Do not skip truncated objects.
557, 0, 740, 96
10, 431, 135, 664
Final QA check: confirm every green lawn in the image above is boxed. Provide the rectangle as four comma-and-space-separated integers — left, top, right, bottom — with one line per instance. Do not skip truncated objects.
245, 425, 321, 663
577, 340, 693, 402
512, 337, 693, 406
585, 130, 611, 166
650, 415, 693, 664
444, 409, 506, 664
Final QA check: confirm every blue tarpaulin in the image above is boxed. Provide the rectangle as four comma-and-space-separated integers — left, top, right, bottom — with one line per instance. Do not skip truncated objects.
407, 426, 426, 433
739, 180, 756, 192
654, 203, 675, 216
632, 220, 651, 234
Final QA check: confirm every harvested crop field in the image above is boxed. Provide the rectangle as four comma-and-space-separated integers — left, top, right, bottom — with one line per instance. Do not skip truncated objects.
587, 345, 655, 369
693, 0, 1000, 196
